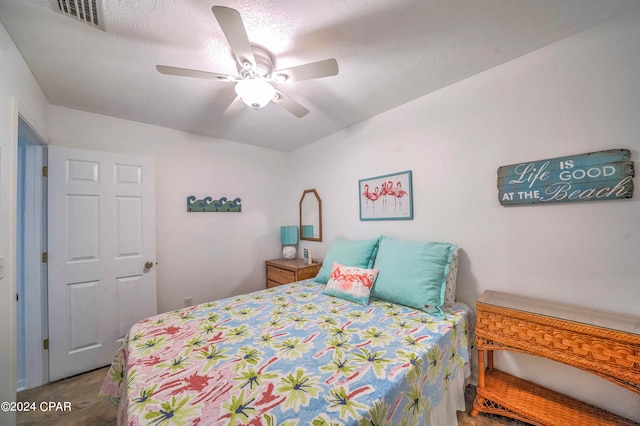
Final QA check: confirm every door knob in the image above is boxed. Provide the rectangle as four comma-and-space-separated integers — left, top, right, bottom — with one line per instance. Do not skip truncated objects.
144, 261, 154, 269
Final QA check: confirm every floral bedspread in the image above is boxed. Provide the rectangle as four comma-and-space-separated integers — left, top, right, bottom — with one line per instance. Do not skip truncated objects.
100, 280, 472, 425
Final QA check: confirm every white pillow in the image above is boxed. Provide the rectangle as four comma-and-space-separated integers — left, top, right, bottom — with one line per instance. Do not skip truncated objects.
443, 248, 459, 307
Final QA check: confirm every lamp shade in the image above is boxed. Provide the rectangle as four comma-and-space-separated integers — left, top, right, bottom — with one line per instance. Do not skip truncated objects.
280, 226, 299, 245
235, 78, 276, 109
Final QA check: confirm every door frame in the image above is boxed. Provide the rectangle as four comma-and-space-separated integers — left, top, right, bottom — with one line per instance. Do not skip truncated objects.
11, 98, 49, 392
17, 116, 48, 390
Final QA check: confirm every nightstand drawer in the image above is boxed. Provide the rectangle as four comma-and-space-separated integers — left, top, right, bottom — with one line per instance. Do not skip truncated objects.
266, 279, 282, 289
265, 258, 322, 289
267, 265, 295, 284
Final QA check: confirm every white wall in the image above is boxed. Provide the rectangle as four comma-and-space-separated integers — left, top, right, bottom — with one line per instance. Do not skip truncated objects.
0, 21, 49, 426
48, 106, 289, 313
288, 8, 640, 422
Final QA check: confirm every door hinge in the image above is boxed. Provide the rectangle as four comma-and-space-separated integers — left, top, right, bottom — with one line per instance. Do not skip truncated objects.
42, 252, 48, 263
43, 339, 49, 350
42, 166, 48, 177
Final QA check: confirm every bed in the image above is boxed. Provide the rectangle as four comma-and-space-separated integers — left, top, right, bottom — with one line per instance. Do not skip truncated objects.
101, 236, 473, 425
100, 279, 472, 425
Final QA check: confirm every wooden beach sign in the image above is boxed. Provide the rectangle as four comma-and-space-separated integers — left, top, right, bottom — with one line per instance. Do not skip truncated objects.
497, 149, 634, 206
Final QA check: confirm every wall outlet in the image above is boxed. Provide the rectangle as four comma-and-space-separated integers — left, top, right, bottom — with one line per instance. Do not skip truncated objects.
184, 297, 193, 307
0, 255, 5, 280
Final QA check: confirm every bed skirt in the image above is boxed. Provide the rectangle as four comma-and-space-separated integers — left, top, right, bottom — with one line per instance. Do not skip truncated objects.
426, 361, 471, 426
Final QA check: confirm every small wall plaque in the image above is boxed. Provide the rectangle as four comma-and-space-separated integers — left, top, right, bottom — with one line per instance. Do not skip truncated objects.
497, 149, 634, 206
187, 196, 242, 212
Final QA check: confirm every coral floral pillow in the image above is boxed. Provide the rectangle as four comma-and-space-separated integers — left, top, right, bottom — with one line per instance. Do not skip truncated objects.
323, 262, 379, 306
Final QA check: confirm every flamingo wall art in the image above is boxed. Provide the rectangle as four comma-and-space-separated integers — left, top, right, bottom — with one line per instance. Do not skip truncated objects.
359, 170, 413, 220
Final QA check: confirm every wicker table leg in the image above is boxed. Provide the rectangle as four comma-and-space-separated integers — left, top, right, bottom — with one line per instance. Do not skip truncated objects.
470, 348, 487, 417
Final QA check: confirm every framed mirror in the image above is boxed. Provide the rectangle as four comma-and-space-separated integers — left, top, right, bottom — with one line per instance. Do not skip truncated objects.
299, 189, 322, 242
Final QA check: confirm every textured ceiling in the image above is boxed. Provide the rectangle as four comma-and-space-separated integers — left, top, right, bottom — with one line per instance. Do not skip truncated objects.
1, 0, 639, 152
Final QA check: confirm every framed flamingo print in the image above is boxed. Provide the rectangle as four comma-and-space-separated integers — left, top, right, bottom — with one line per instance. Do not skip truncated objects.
359, 170, 413, 220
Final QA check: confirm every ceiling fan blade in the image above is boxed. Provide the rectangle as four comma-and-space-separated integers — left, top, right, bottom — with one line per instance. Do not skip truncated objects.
212, 6, 256, 68
272, 58, 339, 82
222, 96, 246, 117
272, 90, 309, 118
156, 65, 235, 81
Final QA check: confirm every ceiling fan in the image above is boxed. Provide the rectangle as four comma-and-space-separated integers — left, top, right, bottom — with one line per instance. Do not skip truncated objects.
156, 6, 339, 118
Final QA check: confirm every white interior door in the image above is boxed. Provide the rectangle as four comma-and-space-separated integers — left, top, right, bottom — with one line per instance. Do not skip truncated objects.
48, 146, 157, 381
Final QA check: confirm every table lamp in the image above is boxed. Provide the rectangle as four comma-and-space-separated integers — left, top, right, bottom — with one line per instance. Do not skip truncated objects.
280, 226, 299, 259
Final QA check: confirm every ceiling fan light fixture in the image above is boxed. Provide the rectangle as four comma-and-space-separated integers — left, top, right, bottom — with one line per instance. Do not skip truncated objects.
235, 78, 276, 109
158, 7, 339, 118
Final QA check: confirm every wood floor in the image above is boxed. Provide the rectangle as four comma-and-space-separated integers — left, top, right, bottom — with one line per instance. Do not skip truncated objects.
16, 367, 116, 426
17, 367, 529, 425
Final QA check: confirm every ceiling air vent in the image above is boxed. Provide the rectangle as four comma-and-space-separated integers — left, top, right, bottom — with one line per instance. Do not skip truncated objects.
50, 0, 105, 30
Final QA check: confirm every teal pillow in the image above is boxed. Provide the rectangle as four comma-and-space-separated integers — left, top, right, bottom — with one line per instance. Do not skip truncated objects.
370, 237, 457, 318
314, 237, 381, 283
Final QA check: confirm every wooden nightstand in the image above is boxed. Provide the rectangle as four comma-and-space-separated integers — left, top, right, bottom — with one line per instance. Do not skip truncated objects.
265, 258, 322, 289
